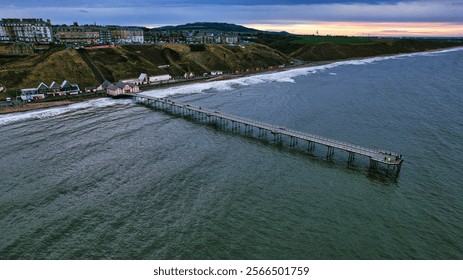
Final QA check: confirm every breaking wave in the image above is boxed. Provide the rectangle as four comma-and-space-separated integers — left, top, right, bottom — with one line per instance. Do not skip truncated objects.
142, 47, 463, 99
0, 98, 133, 126
2, 46, 462, 126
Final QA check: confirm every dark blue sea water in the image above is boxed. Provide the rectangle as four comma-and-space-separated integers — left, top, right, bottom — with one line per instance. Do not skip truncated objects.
1, 48, 462, 259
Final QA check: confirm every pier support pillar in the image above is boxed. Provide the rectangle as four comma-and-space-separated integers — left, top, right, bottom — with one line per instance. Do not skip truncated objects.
396, 161, 403, 177
307, 141, 315, 153
348, 152, 355, 165
290, 137, 299, 148
369, 159, 378, 170
327, 146, 335, 158
273, 133, 281, 144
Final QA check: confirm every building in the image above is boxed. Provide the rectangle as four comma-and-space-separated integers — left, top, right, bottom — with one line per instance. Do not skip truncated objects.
60, 80, 80, 95
0, 18, 52, 43
20, 80, 80, 100
122, 73, 172, 85
20, 88, 44, 100
150, 74, 172, 83
110, 27, 144, 44
138, 73, 150, 84
102, 80, 140, 96
106, 84, 123, 96
184, 72, 195, 79
223, 35, 239, 44
210, 70, 223, 76
54, 23, 101, 45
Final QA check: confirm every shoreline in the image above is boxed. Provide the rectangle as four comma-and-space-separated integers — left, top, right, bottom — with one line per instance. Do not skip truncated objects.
0, 100, 76, 114
0, 60, 331, 115
1, 46, 461, 116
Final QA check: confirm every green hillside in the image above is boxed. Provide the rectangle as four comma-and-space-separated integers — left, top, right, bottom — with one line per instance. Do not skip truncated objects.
0, 43, 291, 94
252, 34, 463, 61
1, 36, 462, 98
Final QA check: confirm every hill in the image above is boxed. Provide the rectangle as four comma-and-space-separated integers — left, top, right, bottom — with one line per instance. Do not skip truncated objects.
0, 43, 291, 93
155, 22, 261, 33
252, 34, 463, 61
1, 35, 462, 98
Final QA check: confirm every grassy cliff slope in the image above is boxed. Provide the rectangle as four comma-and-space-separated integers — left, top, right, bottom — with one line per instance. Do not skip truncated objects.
289, 40, 463, 61
0, 45, 97, 92
85, 44, 292, 82
1, 38, 462, 97
253, 34, 463, 61
0, 42, 291, 95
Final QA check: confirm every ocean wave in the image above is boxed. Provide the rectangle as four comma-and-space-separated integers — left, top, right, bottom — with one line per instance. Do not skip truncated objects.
3, 47, 461, 126
142, 47, 463, 99
0, 98, 132, 126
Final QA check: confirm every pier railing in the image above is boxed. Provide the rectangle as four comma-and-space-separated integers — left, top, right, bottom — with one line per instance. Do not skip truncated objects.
134, 93, 403, 177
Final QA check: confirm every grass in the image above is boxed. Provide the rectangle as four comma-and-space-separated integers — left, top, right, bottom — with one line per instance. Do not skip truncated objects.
291, 36, 374, 45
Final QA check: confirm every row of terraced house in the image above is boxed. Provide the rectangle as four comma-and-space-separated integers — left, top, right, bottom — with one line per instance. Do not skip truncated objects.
0, 18, 241, 46
20, 80, 81, 100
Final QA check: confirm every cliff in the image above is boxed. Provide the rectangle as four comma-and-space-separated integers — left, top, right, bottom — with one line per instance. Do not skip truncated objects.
0, 43, 292, 92
1, 38, 462, 96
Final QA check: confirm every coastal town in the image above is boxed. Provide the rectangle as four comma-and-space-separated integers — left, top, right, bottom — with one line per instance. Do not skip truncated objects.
0, 18, 243, 50
1, 17, 462, 111
0, 18, 282, 108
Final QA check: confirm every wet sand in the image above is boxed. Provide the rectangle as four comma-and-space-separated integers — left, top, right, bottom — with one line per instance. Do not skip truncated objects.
0, 100, 75, 114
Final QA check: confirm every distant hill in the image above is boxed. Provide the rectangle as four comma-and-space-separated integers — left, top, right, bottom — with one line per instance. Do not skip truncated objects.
252, 33, 463, 61
155, 22, 261, 33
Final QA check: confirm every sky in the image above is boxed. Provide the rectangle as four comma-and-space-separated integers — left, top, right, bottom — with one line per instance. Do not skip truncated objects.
1, 0, 463, 37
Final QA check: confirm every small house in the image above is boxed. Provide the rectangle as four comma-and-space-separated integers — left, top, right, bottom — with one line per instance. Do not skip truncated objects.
49, 81, 61, 93
138, 73, 150, 84
211, 70, 223, 76
127, 83, 140, 93
106, 84, 123, 95
85, 86, 97, 93
20, 88, 44, 100
184, 72, 195, 79
149, 74, 172, 83
36, 82, 49, 94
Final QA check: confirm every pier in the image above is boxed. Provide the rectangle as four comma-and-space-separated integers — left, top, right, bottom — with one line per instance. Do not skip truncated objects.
134, 93, 404, 177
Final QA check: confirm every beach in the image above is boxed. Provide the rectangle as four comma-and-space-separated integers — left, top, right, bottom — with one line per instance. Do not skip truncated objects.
0, 59, 342, 115
2, 47, 463, 259
1, 46, 460, 116
0, 100, 76, 114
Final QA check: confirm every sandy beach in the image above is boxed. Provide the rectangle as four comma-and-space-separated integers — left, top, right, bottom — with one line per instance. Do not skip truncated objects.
0, 100, 76, 114
0, 61, 318, 115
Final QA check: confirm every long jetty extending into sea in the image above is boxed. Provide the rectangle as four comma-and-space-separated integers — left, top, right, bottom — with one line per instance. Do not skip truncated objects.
134, 93, 404, 177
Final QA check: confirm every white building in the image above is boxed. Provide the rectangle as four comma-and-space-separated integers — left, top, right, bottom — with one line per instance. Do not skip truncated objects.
111, 27, 144, 44
20, 88, 45, 100
149, 74, 172, 83
210, 70, 223, 76
0, 18, 53, 43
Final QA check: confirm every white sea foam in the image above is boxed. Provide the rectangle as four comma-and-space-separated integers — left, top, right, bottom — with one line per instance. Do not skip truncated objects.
3, 47, 462, 126
0, 98, 132, 126
142, 47, 463, 99
123, 46, 463, 100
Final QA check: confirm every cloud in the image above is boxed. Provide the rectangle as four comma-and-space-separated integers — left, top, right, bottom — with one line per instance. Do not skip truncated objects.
1, 1, 462, 36
2, 1, 461, 24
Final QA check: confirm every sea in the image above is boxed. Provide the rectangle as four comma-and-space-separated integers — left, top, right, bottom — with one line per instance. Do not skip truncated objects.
1, 48, 462, 260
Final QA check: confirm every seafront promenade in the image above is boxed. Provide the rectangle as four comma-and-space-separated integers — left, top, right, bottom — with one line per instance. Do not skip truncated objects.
135, 93, 404, 177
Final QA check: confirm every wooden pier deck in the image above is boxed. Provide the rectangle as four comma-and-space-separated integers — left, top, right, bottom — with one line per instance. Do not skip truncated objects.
134, 93, 404, 177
